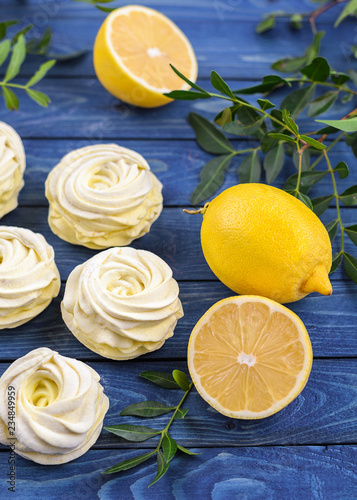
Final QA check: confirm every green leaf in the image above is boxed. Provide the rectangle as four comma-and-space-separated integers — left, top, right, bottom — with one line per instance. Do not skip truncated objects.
12, 24, 34, 45
238, 150, 261, 183
214, 107, 233, 127
305, 32, 325, 65
172, 370, 190, 392
280, 85, 315, 119
331, 73, 350, 85
104, 451, 156, 474
257, 99, 275, 110
256, 15, 275, 34
174, 408, 189, 420
149, 450, 169, 487
306, 91, 338, 118
2, 87, 19, 111
290, 13, 303, 29
325, 219, 338, 242
315, 118, 357, 133
25, 89, 51, 107
264, 143, 285, 184
190, 154, 232, 205
301, 57, 330, 82
223, 119, 262, 137
272, 32, 324, 73
234, 75, 289, 95
261, 133, 278, 153
348, 69, 357, 86
339, 185, 357, 206
334, 161, 349, 179
210, 71, 235, 99
26, 60, 56, 87
162, 434, 177, 462
177, 444, 201, 456
330, 252, 343, 274
346, 132, 357, 159
300, 135, 326, 150
0, 39, 11, 67
164, 90, 211, 100
315, 126, 340, 135
4, 34, 26, 82
267, 133, 296, 143
104, 424, 161, 442
169, 64, 210, 94
282, 109, 299, 135
26, 27, 52, 55
334, 0, 357, 27
120, 401, 176, 418
293, 148, 310, 171
343, 252, 357, 284
270, 109, 284, 129
297, 191, 313, 210
140, 371, 180, 390
345, 225, 357, 245
311, 195, 334, 216
284, 171, 327, 194
189, 113, 234, 154
0, 21, 18, 41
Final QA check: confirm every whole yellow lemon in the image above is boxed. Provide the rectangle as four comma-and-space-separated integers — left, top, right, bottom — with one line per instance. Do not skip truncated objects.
199, 183, 332, 303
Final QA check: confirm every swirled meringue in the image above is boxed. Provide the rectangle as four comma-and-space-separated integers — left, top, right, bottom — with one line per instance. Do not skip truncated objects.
45, 144, 163, 249
0, 121, 26, 218
0, 347, 109, 464
61, 247, 184, 360
0, 226, 60, 328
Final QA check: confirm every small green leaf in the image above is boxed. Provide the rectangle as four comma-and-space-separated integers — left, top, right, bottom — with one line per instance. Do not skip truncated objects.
257, 99, 275, 110
339, 185, 357, 206
261, 133, 278, 153
214, 107, 233, 127
0, 39, 11, 67
234, 75, 289, 95
300, 135, 326, 150
104, 424, 161, 443
149, 450, 169, 487
177, 444, 201, 456
272, 55, 308, 73
2, 86, 19, 111
267, 133, 296, 144
315, 126, 340, 135
140, 371, 180, 389
25, 89, 51, 107
210, 71, 236, 99
174, 408, 189, 420
172, 370, 190, 392
346, 132, 357, 159
331, 73, 350, 85
325, 219, 338, 243
330, 252, 343, 274
282, 109, 299, 135
26, 59, 56, 87
0, 21, 19, 41
238, 150, 261, 183
307, 91, 338, 118
345, 225, 357, 245
348, 69, 357, 86
120, 401, 176, 418
270, 109, 284, 129
284, 171, 327, 194
4, 34, 26, 82
280, 85, 315, 119
26, 26, 52, 55
311, 195, 334, 216
104, 451, 156, 474
164, 90, 211, 100
256, 15, 275, 34
343, 252, 357, 284
12, 24, 33, 45
305, 32, 325, 65
162, 434, 177, 462
290, 13, 303, 29
169, 65, 210, 94
297, 191, 313, 210
334, 161, 349, 179
315, 118, 357, 133
264, 143, 285, 184
189, 113, 234, 154
223, 119, 262, 137
334, 0, 357, 27
190, 154, 232, 205
301, 57, 330, 82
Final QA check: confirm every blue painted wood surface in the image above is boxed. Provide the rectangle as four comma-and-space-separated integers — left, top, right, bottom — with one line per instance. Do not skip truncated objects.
1, 1, 357, 498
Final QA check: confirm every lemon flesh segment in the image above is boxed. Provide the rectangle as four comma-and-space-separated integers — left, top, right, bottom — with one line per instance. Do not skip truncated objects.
188, 296, 313, 419
93, 5, 198, 108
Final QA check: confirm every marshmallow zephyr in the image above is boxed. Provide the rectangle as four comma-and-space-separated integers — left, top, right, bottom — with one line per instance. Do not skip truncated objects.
0, 348, 109, 464
0, 121, 26, 219
61, 247, 184, 360
45, 144, 163, 249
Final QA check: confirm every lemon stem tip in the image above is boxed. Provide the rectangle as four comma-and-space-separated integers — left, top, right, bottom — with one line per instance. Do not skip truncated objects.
301, 264, 332, 296
183, 203, 209, 216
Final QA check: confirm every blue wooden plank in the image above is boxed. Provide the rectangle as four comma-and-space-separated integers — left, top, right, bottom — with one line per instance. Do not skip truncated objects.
1, 358, 357, 448
0, 445, 356, 500
1, 78, 354, 139
16, 139, 357, 207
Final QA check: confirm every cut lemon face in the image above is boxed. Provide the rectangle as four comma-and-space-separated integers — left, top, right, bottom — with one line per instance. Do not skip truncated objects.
188, 296, 313, 419
93, 5, 197, 108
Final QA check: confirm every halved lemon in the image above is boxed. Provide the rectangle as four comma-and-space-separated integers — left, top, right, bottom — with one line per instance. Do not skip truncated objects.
188, 296, 313, 419
93, 5, 198, 108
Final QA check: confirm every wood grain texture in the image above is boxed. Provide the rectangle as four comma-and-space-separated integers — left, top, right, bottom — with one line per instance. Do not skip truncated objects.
1, 445, 357, 500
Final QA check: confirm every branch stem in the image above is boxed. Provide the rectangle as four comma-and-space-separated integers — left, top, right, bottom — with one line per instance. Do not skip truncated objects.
323, 149, 344, 251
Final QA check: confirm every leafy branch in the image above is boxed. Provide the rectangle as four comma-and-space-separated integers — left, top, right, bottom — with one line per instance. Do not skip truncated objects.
103, 369, 199, 487
73, 0, 117, 13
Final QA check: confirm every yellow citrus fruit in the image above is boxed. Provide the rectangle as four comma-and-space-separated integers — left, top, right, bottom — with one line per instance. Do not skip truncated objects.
93, 5, 197, 108
188, 295, 313, 419
199, 183, 332, 303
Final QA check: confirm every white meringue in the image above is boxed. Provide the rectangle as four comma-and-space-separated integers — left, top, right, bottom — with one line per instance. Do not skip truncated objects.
0, 347, 109, 464
0, 121, 26, 218
0, 226, 60, 328
61, 247, 183, 360
45, 144, 163, 249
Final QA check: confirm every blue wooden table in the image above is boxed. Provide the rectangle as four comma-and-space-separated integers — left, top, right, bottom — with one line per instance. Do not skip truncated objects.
1, 1, 357, 498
